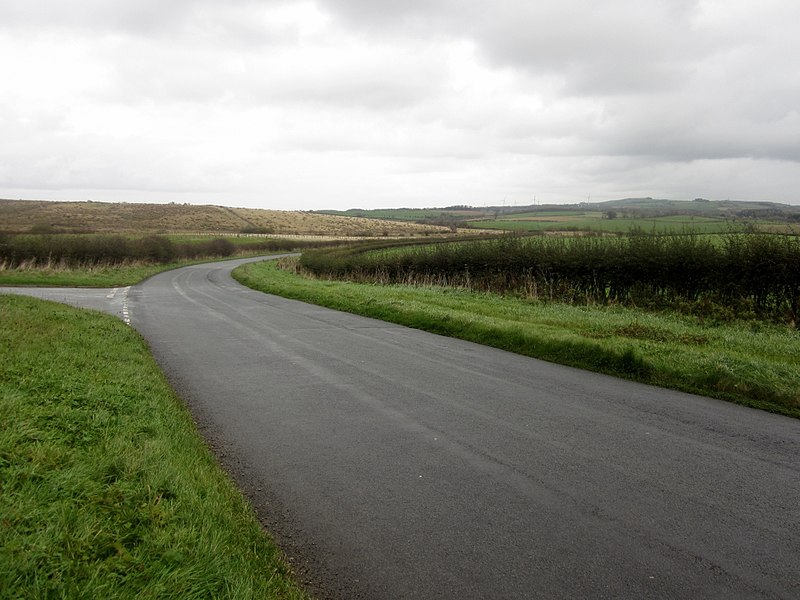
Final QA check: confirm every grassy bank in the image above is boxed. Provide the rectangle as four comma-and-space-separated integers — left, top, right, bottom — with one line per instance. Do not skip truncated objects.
234, 260, 800, 418
0, 295, 307, 599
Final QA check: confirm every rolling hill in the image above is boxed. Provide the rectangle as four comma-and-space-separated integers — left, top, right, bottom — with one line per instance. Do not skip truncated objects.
0, 199, 449, 237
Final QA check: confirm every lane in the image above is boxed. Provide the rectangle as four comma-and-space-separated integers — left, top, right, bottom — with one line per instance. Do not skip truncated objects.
5, 257, 799, 599
129, 259, 798, 599
1, 285, 130, 323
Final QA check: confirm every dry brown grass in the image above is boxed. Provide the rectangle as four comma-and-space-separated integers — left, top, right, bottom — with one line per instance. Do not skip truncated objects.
0, 199, 450, 237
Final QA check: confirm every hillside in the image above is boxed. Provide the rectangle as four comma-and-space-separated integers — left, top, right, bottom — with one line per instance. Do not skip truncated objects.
317, 198, 800, 234
319, 198, 800, 222
592, 197, 800, 218
0, 200, 448, 236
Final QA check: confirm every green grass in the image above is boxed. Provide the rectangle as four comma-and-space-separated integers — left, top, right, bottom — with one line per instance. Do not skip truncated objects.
0, 262, 186, 287
0, 251, 296, 288
0, 295, 308, 599
468, 216, 739, 234
234, 260, 800, 418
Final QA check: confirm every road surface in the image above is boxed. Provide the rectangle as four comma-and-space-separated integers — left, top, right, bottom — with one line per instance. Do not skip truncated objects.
3, 256, 799, 599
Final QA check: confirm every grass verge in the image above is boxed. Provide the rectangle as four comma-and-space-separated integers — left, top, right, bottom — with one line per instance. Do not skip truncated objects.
0, 251, 290, 287
234, 260, 800, 418
0, 262, 186, 287
0, 295, 307, 599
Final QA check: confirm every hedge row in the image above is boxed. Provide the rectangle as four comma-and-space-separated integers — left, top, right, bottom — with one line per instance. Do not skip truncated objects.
300, 234, 800, 323
0, 234, 342, 267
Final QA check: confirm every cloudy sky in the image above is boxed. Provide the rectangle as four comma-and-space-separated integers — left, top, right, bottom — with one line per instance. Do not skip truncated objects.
1, 0, 798, 210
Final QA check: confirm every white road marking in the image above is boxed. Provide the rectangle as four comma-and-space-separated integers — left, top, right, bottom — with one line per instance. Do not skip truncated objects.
120, 286, 131, 326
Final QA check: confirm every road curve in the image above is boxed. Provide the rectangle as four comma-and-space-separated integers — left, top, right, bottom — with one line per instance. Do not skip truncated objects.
4, 257, 799, 599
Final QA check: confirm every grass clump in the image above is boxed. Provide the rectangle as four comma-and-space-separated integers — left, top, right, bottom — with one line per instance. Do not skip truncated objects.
234, 259, 800, 418
0, 295, 307, 599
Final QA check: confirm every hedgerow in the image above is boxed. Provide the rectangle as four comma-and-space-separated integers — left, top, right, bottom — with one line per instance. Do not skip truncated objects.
0, 234, 341, 267
299, 233, 800, 324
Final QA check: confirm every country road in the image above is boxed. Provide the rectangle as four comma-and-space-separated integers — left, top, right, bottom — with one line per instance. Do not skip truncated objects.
3, 256, 799, 599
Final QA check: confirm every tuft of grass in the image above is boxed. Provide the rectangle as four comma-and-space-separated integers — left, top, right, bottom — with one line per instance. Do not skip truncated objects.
0, 295, 308, 599
234, 259, 800, 418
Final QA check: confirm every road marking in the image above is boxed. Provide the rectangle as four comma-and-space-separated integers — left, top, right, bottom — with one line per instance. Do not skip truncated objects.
120, 286, 131, 326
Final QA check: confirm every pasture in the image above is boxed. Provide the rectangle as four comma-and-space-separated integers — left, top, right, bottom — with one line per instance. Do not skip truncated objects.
467, 213, 741, 234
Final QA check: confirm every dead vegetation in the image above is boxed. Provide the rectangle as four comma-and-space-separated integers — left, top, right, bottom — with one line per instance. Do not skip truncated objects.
0, 199, 450, 237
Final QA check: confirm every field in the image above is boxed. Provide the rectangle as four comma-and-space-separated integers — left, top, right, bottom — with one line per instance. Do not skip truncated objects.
468, 213, 745, 234
233, 259, 800, 418
0, 295, 307, 599
0, 199, 449, 237
315, 198, 800, 234
316, 207, 478, 222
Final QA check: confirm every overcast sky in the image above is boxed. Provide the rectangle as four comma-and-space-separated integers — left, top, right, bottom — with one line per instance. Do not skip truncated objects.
1, 0, 798, 210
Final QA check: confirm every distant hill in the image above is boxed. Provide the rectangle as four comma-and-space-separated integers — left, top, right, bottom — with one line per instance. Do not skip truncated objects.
0, 199, 449, 237
317, 198, 800, 226
591, 197, 800, 219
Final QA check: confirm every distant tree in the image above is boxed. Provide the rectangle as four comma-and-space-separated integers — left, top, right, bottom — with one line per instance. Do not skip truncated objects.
604, 210, 617, 220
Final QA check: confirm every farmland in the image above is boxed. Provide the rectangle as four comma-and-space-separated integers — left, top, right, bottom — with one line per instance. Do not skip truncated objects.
467, 213, 740, 234
0, 198, 453, 287
318, 198, 800, 235
0, 199, 449, 237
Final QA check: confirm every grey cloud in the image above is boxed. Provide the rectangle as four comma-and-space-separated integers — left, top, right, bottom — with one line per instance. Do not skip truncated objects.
93, 33, 448, 111
316, 0, 704, 94
0, 131, 236, 193
3, 0, 799, 208
0, 0, 282, 41
255, 58, 447, 110
316, 0, 460, 30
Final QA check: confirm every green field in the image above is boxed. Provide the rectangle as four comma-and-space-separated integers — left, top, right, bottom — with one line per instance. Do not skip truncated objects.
468, 215, 740, 234
315, 199, 800, 234
0, 295, 307, 599
234, 260, 800, 418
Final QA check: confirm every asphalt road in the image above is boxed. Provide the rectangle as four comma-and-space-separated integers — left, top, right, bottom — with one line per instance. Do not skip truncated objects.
3, 257, 799, 599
